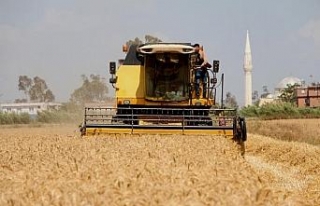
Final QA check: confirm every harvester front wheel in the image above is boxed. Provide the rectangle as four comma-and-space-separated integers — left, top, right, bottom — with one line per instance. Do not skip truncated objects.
233, 117, 247, 156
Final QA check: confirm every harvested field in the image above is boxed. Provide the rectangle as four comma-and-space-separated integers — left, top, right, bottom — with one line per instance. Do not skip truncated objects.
0, 124, 319, 205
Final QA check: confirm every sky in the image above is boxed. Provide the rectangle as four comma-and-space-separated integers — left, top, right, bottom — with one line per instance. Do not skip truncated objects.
0, 0, 320, 106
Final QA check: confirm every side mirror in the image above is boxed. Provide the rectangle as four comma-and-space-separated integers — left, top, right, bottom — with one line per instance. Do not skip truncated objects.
109, 76, 117, 84
213, 60, 219, 73
109, 62, 116, 74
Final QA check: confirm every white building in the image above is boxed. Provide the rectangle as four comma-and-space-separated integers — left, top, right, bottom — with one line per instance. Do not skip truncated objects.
0, 102, 61, 116
259, 94, 276, 106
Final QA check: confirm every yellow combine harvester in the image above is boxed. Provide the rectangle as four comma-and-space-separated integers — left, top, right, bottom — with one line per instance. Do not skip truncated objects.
80, 43, 246, 146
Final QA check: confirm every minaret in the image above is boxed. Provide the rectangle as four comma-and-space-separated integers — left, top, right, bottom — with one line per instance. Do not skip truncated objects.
244, 30, 253, 106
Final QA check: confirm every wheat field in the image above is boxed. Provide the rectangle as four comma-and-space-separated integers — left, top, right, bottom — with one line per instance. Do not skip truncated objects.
247, 119, 320, 145
0, 124, 319, 205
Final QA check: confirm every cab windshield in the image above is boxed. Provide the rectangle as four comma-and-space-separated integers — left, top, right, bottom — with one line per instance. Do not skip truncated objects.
145, 53, 189, 101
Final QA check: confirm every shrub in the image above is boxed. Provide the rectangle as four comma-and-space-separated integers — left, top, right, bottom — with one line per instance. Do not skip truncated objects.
36, 110, 82, 123
0, 112, 31, 124
240, 103, 320, 119
0, 107, 82, 125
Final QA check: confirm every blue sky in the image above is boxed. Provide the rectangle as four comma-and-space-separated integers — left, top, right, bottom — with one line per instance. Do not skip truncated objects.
0, 0, 319, 105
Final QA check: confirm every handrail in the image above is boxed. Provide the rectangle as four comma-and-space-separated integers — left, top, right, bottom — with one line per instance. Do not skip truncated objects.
84, 107, 236, 128
84, 107, 236, 111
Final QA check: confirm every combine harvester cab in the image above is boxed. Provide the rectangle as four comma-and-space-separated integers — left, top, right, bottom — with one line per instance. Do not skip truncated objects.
80, 43, 247, 150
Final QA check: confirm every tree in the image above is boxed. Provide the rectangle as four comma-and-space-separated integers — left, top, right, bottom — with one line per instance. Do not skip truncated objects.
18, 75, 55, 102
18, 75, 32, 99
14, 98, 28, 103
29, 76, 47, 102
28, 76, 55, 102
44, 89, 55, 102
252, 90, 259, 105
126, 35, 162, 46
262, 85, 268, 93
70, 74, 108, 105
145, 35, 162, 43
126, 37, 143, 46
224, 92, 238, 108
260, 85, 270, 98
279, 83, 299, 105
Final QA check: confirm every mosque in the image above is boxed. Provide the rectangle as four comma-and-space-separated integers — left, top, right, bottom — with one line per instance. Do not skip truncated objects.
259, 76, 304, 106
243, 31, 319, 108
259, 76, 320, 108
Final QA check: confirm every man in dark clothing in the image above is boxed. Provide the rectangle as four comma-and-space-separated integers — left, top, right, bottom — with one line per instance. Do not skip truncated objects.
193, 44, 209, 98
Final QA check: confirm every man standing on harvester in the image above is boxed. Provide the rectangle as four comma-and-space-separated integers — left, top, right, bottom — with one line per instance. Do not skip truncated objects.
193, 43, 211, 98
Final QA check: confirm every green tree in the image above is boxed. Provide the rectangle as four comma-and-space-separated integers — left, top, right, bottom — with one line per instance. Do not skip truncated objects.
126, 37, 143, 46
29, 76, 55, 102
252, 90, 259, 105
145, 35, 162, 43
18, 75, 55, 102
279, 83, 299, 105
70, 74, 108, 105
44, 89, 55, 102
14, 98, 28, 103
18, 75, 32, 100
260, 85, 270, 98
126, 35, 162, 46
224, 92, 238, 108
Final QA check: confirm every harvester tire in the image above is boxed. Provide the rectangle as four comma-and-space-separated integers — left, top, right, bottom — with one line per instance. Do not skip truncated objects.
238, 117, 247, 156
233, 117, 247, 156
239, 117, 247, 142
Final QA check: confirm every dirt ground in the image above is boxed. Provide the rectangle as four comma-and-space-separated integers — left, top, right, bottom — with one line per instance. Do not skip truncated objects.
0, 124, 319, 205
